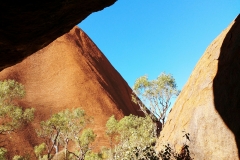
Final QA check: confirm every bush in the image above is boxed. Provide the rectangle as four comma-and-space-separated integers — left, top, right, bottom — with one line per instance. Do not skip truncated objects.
106, 115, 156, 159
105, 115, 193, 160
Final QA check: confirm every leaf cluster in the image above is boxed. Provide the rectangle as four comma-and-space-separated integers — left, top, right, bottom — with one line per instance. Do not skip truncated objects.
0, 147, 7, 160
132, 73, 180, 127
106, 115, 157, 159
36, 108, 95, 160
0, 80, 34, 134
37, 108, 87, 140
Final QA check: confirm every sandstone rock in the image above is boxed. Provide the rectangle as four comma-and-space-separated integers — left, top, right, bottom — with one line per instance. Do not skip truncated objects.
157, 14, 240, 160
0, 0, 116, 70
0, 26, 144, 158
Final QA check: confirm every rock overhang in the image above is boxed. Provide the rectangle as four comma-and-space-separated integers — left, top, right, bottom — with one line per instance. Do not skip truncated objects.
0, 0, 116, 70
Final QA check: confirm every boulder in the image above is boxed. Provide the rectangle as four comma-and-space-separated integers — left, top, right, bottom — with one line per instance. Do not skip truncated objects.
0, 0, 116, 70
0, 26, 144, 158
157, 14, 240, 160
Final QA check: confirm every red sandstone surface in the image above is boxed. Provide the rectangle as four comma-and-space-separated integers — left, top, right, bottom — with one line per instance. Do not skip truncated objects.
0, 26, 144, 158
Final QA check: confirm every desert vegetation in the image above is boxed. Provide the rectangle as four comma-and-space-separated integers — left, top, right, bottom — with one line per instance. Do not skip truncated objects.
0, 79, 193, 160
0, 80, 34, 159
132, 72, 180, 128
35, 108, 95, 159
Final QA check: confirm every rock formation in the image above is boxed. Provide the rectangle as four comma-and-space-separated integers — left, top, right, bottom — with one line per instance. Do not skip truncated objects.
156, 14, 240, 160
0, 0, 116, 70
0, 26, 144, 158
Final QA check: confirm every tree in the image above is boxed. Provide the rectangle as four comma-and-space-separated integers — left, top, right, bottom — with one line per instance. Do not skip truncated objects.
84, 151, 102, 160
105, 115, 118, 149
73, 128, 96, 160
36, 108, 95, 160
0, 79, 34, 137
34, 143, 47, 160
106, 115, 193, 160
0, 147, 7, 160
12, 155, 30, 160
106, 115, 157, 160
0, 80, 35, 159
132, 73, 179, 128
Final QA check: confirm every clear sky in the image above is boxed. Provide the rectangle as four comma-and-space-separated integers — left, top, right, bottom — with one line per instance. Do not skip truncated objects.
78, 1, 239, 99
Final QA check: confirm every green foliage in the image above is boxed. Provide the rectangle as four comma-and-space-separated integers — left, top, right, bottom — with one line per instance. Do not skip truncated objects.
84, 151, 103, 160
78, 129, 96, 152
0, 147, 7, 160
12, 155, 25, 160
68, 128, 96, 159
105, 115, 193, 160
36, 108, 95, 160
12, 155, 23, 160
0, 79, 25, 104
99, 147, 110, 159
105, 115, 118, 149
105, 116, 118, 136
0, 80, 35, 158
34, 143, 47, 159
106, 115, 156, 159
12, 154, 31, 160
0, 80, 34, 134
132, 73, 179, 127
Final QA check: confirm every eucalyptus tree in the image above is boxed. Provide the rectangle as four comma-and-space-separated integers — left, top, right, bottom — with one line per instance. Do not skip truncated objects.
0, 80, 34, 134
36, 108, 95, 160
106, 115, 157, 160
0, 80, 34, 159
73, 128, 96, 160
132, 73, 179, 128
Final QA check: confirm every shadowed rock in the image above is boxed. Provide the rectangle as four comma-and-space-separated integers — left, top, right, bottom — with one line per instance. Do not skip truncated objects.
157, 14, 240, 160
213, 14, 240, 158
0, 0, 116, 70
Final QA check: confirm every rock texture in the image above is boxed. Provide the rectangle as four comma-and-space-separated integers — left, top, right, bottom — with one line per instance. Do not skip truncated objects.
0, 26, 144, 158
157, 14, 240, 160
0, 0, 116, 70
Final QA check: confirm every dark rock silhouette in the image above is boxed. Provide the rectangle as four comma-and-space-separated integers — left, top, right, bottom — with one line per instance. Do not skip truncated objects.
0, 0, 116, 70
213, 14, 240, 158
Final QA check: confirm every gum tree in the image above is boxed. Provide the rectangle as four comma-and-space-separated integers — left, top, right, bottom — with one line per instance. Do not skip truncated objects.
0, 80, 34, 159
36, 108, 95, 160
0, 79, 34, 135
132, 73, 179, 128
106, 115, 157, 159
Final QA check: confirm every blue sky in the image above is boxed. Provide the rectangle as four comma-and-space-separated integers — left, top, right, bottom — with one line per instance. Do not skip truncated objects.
78, 1, 239, 98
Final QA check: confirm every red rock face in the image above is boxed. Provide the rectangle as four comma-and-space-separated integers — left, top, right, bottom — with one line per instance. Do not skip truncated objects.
0, 26, 144, 158
157, 15, 240, 160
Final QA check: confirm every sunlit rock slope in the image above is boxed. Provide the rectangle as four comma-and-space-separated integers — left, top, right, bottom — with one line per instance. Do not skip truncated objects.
157, 15, 240, 160
0, 26, 144, 158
